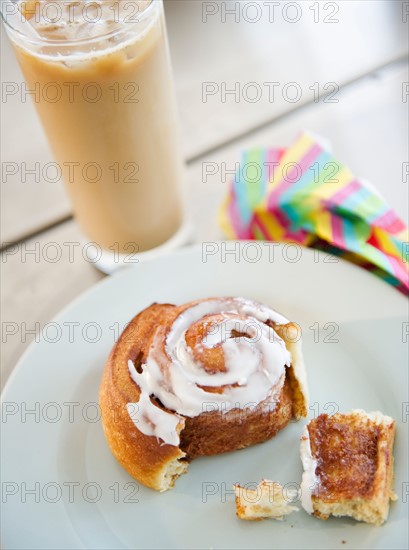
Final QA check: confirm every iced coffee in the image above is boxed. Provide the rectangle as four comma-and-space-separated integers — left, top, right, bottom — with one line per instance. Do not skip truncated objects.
3, 0, 185, 258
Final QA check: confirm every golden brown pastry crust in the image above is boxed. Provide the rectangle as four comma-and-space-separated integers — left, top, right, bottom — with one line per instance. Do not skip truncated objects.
234, 480, 298, 520
100, 299, 308, 491
100, 304, 187, 491
304, 411, 396, 525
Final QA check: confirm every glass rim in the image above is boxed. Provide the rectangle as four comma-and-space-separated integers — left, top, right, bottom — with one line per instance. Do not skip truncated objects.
0, 0, 157, 47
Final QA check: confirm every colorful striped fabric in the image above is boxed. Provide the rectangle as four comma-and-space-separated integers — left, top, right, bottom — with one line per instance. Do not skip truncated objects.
219, 133, 409, 295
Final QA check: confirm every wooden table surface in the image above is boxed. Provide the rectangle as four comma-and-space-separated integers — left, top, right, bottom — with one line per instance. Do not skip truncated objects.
1, 0, 408, 389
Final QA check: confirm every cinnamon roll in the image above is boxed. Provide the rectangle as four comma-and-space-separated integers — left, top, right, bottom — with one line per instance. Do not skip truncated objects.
99, 297, 308, 491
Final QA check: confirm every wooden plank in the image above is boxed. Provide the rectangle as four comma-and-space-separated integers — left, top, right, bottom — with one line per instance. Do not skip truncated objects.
1, 0, 407, 244
167, 0, 408, 159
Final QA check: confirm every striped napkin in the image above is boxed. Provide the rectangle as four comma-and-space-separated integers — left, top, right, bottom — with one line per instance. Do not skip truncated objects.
219, 133, 409, 295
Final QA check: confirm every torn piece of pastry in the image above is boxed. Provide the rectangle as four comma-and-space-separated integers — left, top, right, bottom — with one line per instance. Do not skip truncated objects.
100, 296, 308, 491
300, 410, 397, 525
234, 480, 298, 520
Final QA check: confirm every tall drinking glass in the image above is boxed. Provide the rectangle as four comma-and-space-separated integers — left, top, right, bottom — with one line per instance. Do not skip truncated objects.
1, 0, 188, 272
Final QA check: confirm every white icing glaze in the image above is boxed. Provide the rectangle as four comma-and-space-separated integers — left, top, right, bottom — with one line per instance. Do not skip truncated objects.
127, 298, 291, 446
300, 425, 319, 514
126, 392, 184, 447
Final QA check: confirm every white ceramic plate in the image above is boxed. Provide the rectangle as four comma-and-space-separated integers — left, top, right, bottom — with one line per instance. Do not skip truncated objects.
1, 243, 408, 550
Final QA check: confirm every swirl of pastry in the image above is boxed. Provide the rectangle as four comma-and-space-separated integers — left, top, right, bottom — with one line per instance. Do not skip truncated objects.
100, 297, 308, 491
